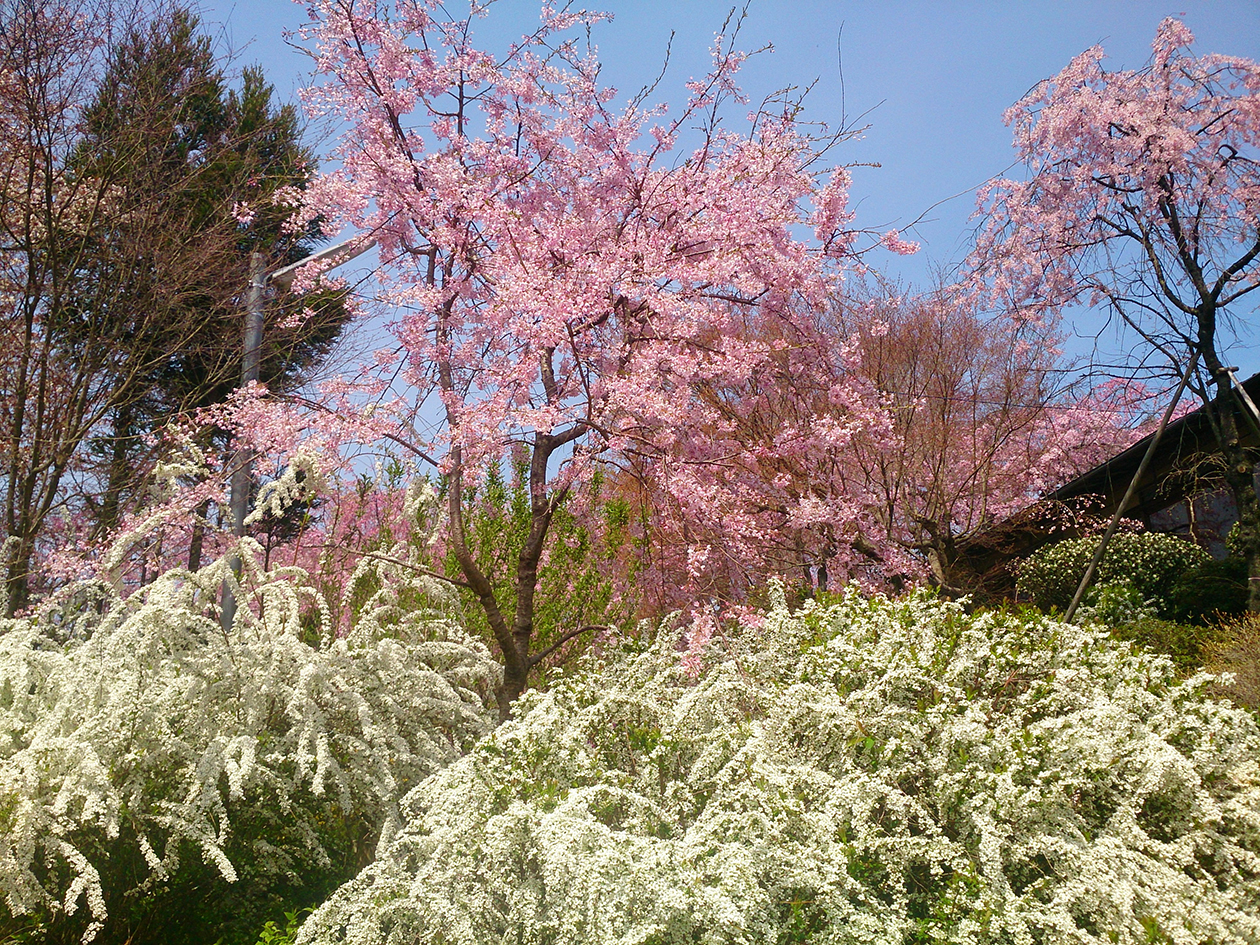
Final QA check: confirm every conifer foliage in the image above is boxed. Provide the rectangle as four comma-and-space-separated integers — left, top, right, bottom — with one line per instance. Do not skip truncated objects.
0, 0, 350, 613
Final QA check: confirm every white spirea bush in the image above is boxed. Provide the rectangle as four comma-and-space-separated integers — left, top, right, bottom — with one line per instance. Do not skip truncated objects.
300, 587, 1260, 945
0, 543, 498, 942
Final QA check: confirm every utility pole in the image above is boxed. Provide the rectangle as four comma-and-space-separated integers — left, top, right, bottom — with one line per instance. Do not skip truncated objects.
220, 237, 377, 632
220, 252, 266, 632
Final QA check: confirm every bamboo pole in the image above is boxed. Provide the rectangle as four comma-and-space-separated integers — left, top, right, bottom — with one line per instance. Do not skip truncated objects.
1063, 351, 1200, 622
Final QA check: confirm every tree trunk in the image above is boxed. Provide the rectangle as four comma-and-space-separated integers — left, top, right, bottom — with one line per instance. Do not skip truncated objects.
1200, 362, 1260, 612
96, 403, 136, 538
498, 662, 530, 721
1238, 479, 1260, 614
187, 499, 211, 572
1219, 437, 1260, 612
3, 540, 33, 617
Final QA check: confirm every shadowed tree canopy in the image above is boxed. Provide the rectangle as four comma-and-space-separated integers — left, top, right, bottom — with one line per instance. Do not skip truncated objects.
0, 0, 350, 615
71, 8, 352, 533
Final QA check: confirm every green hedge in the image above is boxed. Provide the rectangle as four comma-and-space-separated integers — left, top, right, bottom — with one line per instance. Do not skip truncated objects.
1169, 556, 1249, 624
1017, 531, 1209, 616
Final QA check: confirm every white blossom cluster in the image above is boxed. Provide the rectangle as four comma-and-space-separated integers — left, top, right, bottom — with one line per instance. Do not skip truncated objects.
1017, 532, 1209, 614
0, 538, 499, 942
244, 451, 326, 527
300, 586, 1260, 945
337, 478, 457, 644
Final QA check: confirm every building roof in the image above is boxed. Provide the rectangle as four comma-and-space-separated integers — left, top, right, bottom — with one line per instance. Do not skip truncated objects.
1048, 370, 1260, 519
948, 370, 1260, 600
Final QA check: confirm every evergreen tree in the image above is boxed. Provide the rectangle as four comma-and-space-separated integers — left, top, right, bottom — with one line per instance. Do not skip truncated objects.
72, 8, 350, 538
0, 1, 349, 613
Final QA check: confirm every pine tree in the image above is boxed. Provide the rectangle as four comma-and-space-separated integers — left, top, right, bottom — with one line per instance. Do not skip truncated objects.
0, 1, 349, 613
72, 9, 350, 539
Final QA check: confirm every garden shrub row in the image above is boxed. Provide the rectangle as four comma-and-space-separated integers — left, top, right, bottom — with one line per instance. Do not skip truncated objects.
298, 587, 1260, 945
4, 537, 1259, 944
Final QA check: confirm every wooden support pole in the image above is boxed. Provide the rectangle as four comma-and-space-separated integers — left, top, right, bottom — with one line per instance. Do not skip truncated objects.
1063, 351, 1201, 623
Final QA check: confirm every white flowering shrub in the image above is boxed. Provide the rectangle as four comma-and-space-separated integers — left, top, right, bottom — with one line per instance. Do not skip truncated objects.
1017, 531, 1209, 616
1074, 578, 1160, 627
0, 539, 498, 944
299, 587, 1260, 945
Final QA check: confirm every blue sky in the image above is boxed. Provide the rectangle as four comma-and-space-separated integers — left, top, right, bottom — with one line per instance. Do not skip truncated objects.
201, 0, 1260, 369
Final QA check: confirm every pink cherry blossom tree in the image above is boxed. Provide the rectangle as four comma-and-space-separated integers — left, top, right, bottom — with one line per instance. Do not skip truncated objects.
972, 18, 1260, 607
615, 300, 898, 612
292, 1, 896, 713
831, 282, 1146, 595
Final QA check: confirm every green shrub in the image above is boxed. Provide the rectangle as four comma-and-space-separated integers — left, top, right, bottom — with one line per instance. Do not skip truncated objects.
1076, 578, 1158, 626
1016, 531, 1209, 616
1109, 616, 1218, 673
251, 909, 311, 945
297, 588, 1260, 945
1169, 556, 1248, 624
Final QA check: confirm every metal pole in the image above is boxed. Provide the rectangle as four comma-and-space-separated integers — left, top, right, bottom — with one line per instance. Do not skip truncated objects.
221, 251, 267, 631
1063, 351, 1200, 622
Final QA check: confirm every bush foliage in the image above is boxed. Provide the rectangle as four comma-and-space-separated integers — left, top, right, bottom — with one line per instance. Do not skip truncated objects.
1168, 556, 1249, 625
1016, 531, 1209, 616
298, 588, 1260, 945
0, 544, 498, 945
1107, 616, 1219, 674
1205, 612, 1260, 711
